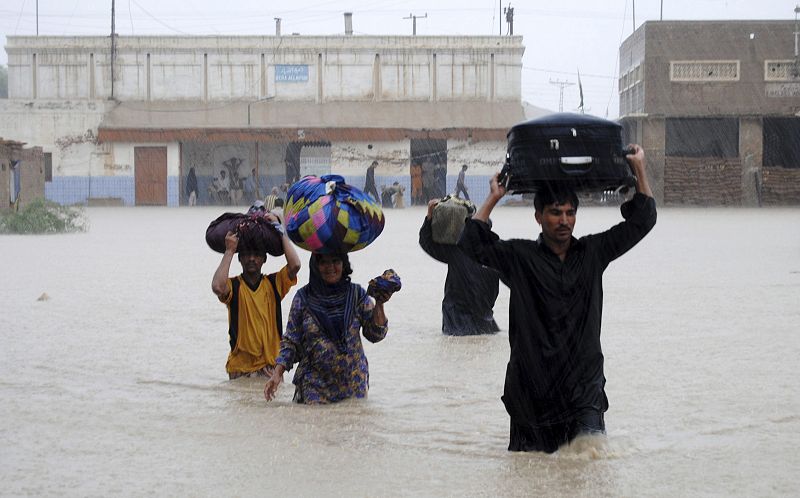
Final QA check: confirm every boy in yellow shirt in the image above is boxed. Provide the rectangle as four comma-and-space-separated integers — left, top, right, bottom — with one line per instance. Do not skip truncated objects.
212, 212, 301, 379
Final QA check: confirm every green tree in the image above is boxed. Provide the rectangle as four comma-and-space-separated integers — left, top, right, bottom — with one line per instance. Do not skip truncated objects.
0, 198, 88, 234
0, 64, 7, 98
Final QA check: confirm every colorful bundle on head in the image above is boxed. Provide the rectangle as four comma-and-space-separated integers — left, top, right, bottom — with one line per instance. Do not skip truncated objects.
284, 175, 385, 253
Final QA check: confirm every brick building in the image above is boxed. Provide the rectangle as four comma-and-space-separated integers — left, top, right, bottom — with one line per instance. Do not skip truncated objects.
619, 20, 800, 206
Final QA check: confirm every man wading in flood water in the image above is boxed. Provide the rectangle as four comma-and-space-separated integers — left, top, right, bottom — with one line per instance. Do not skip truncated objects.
458, 144, 656, 453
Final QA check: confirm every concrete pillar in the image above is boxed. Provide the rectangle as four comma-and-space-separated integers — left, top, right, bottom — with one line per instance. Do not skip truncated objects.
317, 53, 323, 103
489, 53, 495, 102
430, 53, 437, 102
739, 117, 763, 207
372, 53, 382, 102
643, 117, 665, 205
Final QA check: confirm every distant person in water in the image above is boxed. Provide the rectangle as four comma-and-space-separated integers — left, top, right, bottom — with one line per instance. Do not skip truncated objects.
263, 252, 392, 404
458, 144, 656, 453
212, 217, 301, 379
392, 182, 406, 208
419, 198, 500, 336
363, 161, 380, 203
185, 167, 198, 206
455, 164, 470, 201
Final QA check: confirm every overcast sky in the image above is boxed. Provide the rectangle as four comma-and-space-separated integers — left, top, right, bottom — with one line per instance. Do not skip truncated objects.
1, 0, 795, 117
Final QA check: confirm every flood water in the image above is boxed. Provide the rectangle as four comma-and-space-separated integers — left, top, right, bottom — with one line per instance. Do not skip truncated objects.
1, 203, 799, 497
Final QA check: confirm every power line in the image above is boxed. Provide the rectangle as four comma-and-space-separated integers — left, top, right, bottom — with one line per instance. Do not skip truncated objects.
522, 65, 616, 80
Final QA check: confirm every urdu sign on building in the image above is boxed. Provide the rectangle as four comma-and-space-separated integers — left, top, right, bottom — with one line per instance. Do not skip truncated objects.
765, 83, 800, 98
275, 65, 309, 82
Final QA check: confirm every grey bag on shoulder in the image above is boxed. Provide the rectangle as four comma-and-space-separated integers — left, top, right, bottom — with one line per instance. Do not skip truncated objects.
431, 195, 477, 245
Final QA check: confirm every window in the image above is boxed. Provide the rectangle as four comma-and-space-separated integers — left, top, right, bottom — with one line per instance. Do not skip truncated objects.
763, 118, 800, 168
44, 152, 52, 182
764, 61, 800, 82
665, 118, 739, 158
670, 61, 739, 82
619, 64, 642, 91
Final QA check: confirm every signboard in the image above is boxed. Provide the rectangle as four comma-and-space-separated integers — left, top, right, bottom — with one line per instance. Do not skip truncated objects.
275, 64, 309, 82
766, 83, 800, 98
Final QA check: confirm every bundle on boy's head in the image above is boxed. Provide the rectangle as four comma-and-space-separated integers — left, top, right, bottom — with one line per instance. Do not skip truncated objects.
247, 200, 266, 214
533, 186, 579, 212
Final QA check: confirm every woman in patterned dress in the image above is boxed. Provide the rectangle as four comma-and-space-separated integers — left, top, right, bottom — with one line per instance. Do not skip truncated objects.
263, 253, 391, 404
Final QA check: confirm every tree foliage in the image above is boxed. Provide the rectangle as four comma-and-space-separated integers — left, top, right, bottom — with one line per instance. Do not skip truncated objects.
0, 198, 88, 234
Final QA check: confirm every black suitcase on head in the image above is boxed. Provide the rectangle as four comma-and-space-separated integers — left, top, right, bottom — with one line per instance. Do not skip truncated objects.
499, 113, 636, 194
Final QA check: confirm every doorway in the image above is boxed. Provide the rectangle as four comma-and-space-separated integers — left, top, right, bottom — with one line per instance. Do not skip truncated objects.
410, 139, 447, 205
134, 146, 167, 205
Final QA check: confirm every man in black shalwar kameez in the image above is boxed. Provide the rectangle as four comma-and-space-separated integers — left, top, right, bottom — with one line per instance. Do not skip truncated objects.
419, 199, 500, 336
458, 144, 657, 453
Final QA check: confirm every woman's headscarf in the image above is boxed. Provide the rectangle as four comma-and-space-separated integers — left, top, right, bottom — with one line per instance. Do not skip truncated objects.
304, 252, 357, 350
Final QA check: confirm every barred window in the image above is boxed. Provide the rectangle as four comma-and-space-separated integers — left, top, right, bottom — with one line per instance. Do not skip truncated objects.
670, 61, 739, 82
666, 118, 739, 158
765, 60, 800, 81
763, 118, 800, 168
619, 64, 642, 91
44, 152, 52, 182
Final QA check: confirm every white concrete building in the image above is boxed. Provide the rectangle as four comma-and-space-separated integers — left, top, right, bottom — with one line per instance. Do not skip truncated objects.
1, 30, 541, 206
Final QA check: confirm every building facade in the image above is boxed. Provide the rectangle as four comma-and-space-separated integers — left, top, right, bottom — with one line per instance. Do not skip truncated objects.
1, 31, 532, 207
619, 20, 800, 205
0, 138, 44, 212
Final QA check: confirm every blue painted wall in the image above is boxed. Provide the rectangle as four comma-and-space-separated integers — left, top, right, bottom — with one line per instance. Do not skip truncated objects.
44, 173, 508, 207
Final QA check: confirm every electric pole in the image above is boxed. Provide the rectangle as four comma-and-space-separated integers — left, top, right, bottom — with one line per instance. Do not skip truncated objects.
403, 13, 427, 36
794, 5, 800, 78
499, 1, 502, 35
549, 79, 574, 112
111, 0, 116, 99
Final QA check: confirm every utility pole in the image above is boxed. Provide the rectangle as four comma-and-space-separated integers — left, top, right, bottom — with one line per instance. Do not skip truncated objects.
403, 13, 427, 36
549, 79, 574, 112
504, 5, 514, 35
110, 0, 116, 99
794, 5, 800, 78
795, 6, 800, 59
499, 1, 502, 35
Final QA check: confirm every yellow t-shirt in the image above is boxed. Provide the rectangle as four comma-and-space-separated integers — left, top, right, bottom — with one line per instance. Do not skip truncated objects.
221, 266, 297, 375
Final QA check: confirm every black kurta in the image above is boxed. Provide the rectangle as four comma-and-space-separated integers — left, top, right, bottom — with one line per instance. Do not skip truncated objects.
419, 217, 500, 335
458, 193, 657, 427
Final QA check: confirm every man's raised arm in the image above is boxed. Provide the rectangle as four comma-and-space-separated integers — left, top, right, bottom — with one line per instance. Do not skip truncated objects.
473, 172, 507, 223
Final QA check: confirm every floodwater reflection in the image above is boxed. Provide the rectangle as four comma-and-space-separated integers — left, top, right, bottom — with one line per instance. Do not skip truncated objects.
1, 205, 798, 496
